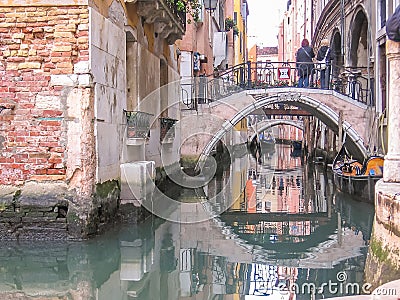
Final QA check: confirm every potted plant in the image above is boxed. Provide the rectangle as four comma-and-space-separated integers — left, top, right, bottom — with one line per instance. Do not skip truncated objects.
168, 0, 202, 23
225, 17, 235, 31
233, 25, 239, 36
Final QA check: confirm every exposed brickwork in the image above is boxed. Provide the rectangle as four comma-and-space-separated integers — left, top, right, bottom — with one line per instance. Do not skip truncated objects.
0, 6, 89, 185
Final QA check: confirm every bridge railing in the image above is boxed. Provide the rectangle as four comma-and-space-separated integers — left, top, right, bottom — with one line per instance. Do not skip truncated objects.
180, 61, 374, 110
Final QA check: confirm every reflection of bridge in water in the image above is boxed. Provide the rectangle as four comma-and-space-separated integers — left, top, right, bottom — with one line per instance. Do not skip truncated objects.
186, 207, 366, 269
197, 146, 372, 269
220, 211, 329, 223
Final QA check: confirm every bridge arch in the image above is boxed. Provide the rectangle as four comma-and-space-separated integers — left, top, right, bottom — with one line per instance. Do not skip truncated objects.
197, 92, 368, 169
248, 119, 304, 142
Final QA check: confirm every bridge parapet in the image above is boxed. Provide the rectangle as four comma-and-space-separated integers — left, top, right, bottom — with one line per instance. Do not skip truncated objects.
186, 61, 375, 107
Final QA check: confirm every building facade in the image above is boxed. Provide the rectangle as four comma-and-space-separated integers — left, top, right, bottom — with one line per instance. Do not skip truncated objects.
0, 0, 184, 239
277, 0, 398, 154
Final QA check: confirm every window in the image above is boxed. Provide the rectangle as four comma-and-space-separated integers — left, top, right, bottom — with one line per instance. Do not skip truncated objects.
380, 0, 386, 28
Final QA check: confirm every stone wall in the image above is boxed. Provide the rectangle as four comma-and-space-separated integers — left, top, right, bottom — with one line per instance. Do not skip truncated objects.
0, 5, 99, 239
365, 182, 400, 288
0, 4, 124, 239
0, 0, 186, 240
0, 5, 89, 185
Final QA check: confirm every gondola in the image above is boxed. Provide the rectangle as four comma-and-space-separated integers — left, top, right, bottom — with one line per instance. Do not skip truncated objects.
332, 146, 384, 203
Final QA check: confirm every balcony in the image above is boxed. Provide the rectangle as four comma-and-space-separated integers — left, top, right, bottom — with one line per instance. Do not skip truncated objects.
160, 117, 177, 144
124, 110, 153, 144
126, 0, 186, 44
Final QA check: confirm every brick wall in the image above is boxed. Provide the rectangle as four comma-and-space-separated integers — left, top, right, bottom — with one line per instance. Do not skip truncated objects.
0, 6, 89, 185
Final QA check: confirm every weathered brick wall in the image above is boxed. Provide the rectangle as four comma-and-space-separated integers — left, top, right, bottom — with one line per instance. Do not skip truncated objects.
0, 6, 89, 185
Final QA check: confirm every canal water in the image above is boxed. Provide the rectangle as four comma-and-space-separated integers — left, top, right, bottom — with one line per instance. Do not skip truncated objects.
0, 144, 375, 299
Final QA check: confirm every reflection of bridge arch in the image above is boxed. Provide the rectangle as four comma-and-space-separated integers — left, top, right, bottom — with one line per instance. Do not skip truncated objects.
249, 119, 304, 141
219, 212, 338, 257
197, 91, 368, 170
204, 210, 367, 267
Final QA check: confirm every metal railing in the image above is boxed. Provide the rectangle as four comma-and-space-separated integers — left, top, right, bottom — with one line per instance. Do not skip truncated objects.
181, 61, 374, 111
160, 117, 177, 143
124, 110, 153, 139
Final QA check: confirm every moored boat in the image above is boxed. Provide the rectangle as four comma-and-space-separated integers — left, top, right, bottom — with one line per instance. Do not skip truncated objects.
332, 146, 384, 203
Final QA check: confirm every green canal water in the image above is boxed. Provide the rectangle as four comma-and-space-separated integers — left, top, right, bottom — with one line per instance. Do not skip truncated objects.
0, 144, 376, 299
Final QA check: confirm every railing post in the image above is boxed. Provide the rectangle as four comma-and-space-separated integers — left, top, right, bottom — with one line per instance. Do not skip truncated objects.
369, 78, 375, 106
247, 61, 251, 88
326, 64, 331, 90
239, 65, 244, 86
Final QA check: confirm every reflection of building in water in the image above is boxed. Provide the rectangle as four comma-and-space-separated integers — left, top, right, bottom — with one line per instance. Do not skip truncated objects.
275, 119, 303, 142
276, 143, 302, 171
206, 155, 247, 214
247, 263, 297, 299
246, 178, 257, 213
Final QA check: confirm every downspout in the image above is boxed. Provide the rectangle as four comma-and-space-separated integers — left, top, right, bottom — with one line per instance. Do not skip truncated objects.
310, 0, 314, 40
283, 22, 285, 61
304, 0, 307, 38
366, 0, 372, 106
340, 0, 345, 59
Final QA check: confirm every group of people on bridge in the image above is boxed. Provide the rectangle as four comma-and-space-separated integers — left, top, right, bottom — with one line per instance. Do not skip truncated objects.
296, 4, 400, 90
295, 38, 331, 89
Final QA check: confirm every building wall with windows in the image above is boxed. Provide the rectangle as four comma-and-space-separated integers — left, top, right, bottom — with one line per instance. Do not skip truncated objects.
278, 0, 390, 154
233, 0, 249, 65
311, 0, 389, 153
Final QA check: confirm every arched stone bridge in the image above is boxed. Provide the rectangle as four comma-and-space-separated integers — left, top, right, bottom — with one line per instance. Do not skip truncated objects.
248, 119, 304, 141
180, 87, 377, 168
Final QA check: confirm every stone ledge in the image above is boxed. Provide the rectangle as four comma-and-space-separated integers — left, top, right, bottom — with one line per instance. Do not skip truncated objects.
18, 181, 73, 207
375, 180, 400, 238
0, 185, 19, 202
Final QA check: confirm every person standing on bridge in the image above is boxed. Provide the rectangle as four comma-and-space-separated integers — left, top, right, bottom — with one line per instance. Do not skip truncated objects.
316, 38, 331, 89
296, 38, 315, 88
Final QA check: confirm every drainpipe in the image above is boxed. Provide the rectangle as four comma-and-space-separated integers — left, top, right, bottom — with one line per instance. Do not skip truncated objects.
340, 0, 345, 59
304, 0, 307, 39
283, 22, 285, 61
310, 0, 314, 39
366, 0, 372, 105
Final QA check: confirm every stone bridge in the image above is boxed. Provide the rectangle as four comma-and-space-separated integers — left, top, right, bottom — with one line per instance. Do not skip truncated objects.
248, 119, 304, 141
179, 87, 377, 167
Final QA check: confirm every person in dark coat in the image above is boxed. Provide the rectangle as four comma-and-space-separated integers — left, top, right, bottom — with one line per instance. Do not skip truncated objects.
316, 38, 331, 89
296, 38, 315, 88
386, 5, 400, 41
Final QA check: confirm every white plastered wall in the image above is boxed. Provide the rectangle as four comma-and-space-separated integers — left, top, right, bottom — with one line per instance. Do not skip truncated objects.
90, 8, 126, 183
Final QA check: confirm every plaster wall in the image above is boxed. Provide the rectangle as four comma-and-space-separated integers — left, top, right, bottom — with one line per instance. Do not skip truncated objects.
90, 8, 126, 183
145, 67, 181, 169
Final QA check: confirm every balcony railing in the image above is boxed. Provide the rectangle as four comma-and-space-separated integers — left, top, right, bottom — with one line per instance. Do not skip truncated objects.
160, 117, 177, 143
124, 110, 153, 139
181, 61, 374, 111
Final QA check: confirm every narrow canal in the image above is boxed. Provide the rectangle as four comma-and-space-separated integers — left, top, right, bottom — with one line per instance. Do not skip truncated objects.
0, 144, 376, 299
